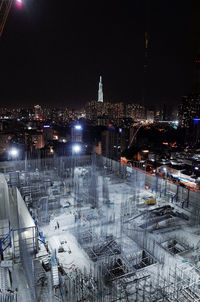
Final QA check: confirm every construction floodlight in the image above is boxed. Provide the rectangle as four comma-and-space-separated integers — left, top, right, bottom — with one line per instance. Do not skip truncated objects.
72, 144, 81, 154
75, 125, 82, 130
9, 148, 18, 157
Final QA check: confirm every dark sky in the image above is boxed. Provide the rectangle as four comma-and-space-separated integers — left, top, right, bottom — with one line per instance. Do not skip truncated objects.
0, 0, 200, 108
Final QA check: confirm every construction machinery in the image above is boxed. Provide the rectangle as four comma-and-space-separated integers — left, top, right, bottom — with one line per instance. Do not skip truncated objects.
143, 195, 156, 205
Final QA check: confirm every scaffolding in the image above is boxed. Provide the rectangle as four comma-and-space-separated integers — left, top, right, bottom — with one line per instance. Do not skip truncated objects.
1, 155, 200, 301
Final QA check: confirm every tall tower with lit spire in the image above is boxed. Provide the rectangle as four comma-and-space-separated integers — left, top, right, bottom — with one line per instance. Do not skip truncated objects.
98, 76, 103, 102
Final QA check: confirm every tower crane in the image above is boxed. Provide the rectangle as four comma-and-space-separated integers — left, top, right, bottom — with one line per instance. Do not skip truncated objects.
0, 0, 13, 37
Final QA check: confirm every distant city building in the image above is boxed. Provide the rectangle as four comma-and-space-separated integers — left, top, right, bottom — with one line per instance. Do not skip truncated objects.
98, 76, 103, 102
25, 131, 44, 149
158, 104, 178, 122
178, 95, 200, 128
0, 133, 12, 154
101, 128, 121, 160
146, 107, 155, 122
101, 127, 129, 160
43, 126, 53, 144
71, 124, 83, 142
125, 103, 145, 120
34, 105, 43, 120
85, 101, 104, 121
193, 119, 200, 145
32, 133, 44, 149
85, 101, 145, 125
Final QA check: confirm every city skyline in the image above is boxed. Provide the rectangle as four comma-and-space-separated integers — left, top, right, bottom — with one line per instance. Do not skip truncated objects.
0, 0, 199, 108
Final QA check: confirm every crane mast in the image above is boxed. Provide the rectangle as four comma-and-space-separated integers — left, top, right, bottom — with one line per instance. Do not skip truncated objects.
0, 0, 12, 37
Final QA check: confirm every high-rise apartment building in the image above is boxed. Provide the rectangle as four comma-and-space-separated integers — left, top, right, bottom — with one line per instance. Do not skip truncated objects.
178, 95, 200, 128
101, 127, 129, 160
34, 105, 43, 120
85, 101, 146, 124
71, 124, 83, 142
178, 94, 200, 145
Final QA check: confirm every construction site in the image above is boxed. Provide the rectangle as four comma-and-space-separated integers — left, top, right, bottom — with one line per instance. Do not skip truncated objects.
1, 154, 200, 301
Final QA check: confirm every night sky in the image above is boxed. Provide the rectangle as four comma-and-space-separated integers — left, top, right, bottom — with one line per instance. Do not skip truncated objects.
0, 0, 200, 108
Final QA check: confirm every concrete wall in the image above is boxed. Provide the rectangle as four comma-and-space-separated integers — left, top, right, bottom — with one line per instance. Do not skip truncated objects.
0, 174, 10, 220
0, 155, 92, 173
0, 154, 199, 214
100, 155, 200, 210
16, 188, 35, 230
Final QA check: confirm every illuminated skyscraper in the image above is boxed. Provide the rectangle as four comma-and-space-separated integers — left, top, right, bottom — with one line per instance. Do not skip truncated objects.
71, 124, 83, 142
98, 76, 103, 102
34, 104, 43, 120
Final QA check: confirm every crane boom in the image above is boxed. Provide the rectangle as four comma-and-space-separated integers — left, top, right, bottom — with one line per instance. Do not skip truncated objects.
0, 0, 12, 37
128, 124, 143, 148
